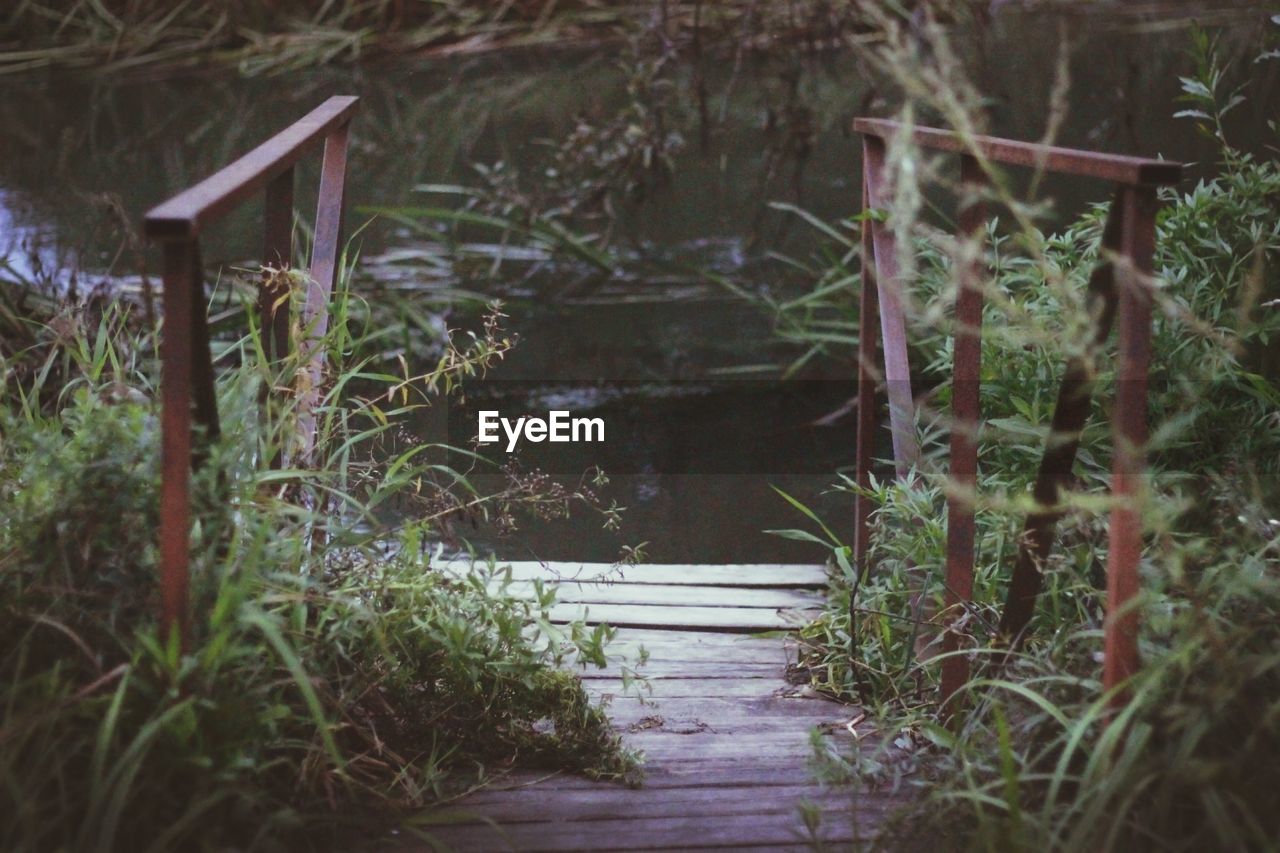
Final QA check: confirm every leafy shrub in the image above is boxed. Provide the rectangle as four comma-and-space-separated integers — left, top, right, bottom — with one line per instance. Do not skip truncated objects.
758, 25, 1280, 851
0, 265, 637, 851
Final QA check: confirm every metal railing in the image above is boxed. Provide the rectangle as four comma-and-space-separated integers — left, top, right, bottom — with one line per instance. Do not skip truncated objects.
851, 118, 1182, 711
144, 96, 359, 650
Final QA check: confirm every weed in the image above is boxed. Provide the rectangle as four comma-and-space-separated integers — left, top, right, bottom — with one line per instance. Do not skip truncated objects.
749, 20, 1280, 852
0, 245, 640, 850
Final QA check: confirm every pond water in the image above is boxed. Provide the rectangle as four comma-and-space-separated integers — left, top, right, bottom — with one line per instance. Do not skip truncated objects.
2, 9, 1274, 562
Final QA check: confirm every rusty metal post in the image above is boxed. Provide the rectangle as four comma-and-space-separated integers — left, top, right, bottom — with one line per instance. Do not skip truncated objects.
261, 166, 295, 363
849, 117, 1180, 711
998, 194, 1123, 647
1104, 184, 1157, 705
939, 155, 986, 713
851, 144, 885, 676
293, 123, 352, 468
862, 135, 920, 474
187, 241, 220, 446
854, 144, 882, 579
159, 239, 196, 651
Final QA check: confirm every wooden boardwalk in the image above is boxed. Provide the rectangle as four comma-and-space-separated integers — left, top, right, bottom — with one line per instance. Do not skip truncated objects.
414, 562, 901, 852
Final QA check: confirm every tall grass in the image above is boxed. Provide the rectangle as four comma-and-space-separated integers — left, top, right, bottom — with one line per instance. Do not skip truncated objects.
747, 17, 1280, 851
0, 248, 639, 850
0, 0, 628, 75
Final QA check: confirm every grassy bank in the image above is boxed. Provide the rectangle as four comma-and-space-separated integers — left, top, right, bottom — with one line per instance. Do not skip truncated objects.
0, 255, 639, 850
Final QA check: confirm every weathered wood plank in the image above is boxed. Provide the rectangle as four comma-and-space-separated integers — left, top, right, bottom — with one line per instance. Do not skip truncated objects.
441, 561, 828, 588
603, 696, 852, 724
438, 784, 871, 822
626, 737, 850, 762
549, 602, 818, 631
578, 661, 783, 679
598, 639, 790, 665
502, 581, 822, 610
615, 718, 862, 742
607, 627, 793, 650
473, 763, 833, 792
396, 564, 902, 850
411, 808, 869, 852
588, 678, 814, 699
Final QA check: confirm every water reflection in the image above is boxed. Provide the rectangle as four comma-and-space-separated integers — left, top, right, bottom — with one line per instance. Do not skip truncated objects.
1, 10, 1274, 560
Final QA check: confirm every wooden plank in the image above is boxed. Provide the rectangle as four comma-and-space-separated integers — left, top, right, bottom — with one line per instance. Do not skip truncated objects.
578, 661, 784, 679
588, 678, 814, 700
599, 632, 791, 664
410, 809, 869, 851
401, 564, 902, 850
549, 603, 818, 631
591, 650, 784, 670
441, 561, 828, 588
439, 784, 871, 822
614, 716, 862, 740
625, 737, 850, 762
474, 763, 838, 792
502, 581, 821, 610
603, 696, 853, 724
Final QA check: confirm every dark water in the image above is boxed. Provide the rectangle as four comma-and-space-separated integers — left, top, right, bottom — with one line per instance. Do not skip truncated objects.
2, 10, 1275, 562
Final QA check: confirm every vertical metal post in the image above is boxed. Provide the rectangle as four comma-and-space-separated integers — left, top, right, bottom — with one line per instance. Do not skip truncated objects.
147, 96, 358, 652
854, 147, 881, 579
862, 134, 920, 474
939, 155, 986, 712
159, 239, 196, 652
294, 123, 351, 467
187, 241, 220, 446
1104, 184, 1157, 705
261, 166, 295, 363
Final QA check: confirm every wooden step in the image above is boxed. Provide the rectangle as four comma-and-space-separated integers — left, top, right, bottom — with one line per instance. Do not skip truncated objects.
394, 565, 901, 851
440, 560, 828, 588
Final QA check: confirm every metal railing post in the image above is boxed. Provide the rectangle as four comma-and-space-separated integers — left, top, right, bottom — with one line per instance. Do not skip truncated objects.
853, 142, 882, 581
849, 117, 1179, 712
939, 154, 987, 714
146, 96, 359, 653
862, 134, 921, 474
1104, 184, 1157, 706
158, 238, 195, 651
294, 122, 351, 469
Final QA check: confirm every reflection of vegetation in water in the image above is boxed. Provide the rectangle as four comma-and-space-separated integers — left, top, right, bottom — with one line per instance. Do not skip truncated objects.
0, 251, 643, 850
6, 6, 1268, 301
749, 20, 1280, 851
0, 0, 893, 77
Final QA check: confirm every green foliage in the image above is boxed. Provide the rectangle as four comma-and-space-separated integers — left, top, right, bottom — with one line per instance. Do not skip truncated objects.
755, 26, 1280, 852
0, 260, 638, 851
362, 38, 686, 269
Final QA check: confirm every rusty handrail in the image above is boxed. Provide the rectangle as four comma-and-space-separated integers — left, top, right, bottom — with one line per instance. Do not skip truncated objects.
144, 96, 359, 651
852, 117, 1181, 715
852, 118, 1182, 186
